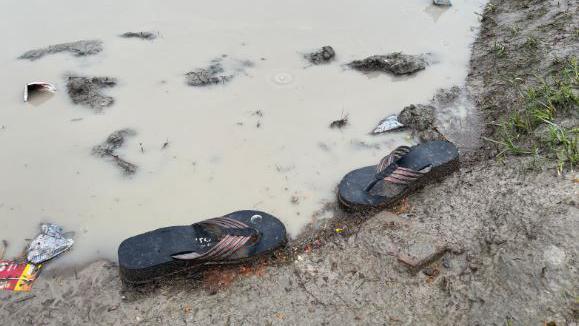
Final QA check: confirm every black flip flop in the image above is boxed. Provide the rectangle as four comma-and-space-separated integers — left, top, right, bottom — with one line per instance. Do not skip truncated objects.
338, 140, 459, 210
118, 210, 287, 284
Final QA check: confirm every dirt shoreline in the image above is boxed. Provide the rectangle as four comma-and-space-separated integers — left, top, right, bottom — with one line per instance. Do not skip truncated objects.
1, 0, 577, 325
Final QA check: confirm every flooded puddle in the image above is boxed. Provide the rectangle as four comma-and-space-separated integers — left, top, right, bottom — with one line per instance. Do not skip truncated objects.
0, 0, 484, 264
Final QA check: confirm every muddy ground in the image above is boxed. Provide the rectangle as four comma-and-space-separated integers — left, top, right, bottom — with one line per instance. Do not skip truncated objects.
1, 0, 577, 325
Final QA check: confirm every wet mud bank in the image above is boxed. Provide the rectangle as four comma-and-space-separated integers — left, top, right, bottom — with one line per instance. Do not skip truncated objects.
1, 0, 577, 325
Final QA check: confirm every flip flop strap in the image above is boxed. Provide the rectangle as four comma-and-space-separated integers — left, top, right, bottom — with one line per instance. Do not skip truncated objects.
381, 165, 427, 185
365, 146, 425, 192
376, 146, 412, 173
172, 217, 256, 261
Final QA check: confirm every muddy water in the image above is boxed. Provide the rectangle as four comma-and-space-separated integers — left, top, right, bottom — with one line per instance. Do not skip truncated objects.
0, 0, 484, 264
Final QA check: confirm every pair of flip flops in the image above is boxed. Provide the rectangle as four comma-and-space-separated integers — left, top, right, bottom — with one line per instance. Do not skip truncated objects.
119, 140, 459, 284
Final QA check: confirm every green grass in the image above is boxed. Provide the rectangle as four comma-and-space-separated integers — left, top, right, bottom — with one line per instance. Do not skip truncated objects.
490, 57, 578, 173
523, 36, 539, 49
493, 41, 507, 58
485, 2, 497, 14
508, 25, 521, 37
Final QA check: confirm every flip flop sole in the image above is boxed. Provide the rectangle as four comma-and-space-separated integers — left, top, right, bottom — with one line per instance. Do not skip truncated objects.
118, 210, 287, 284
337, 141, 459, 211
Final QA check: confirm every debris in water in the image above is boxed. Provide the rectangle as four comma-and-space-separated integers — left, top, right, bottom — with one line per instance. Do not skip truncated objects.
290, 195, 300, 205
26, 223, 74, 264
186, 57, 255, 87
348, 52, 428, 75
119, 32, 157, 40
372, 114, 404, 134
23, 82, 56, 102
186, 62, 233, 87
0, 240, 6, 259
161, 139, 169, 150
66, 76, 117, 111
305, 46, 336, 65
92, 129, 138, 175
0, 260, 41, 292
433, 0, 452, 6
18, 40, 103, 61
330, 113, 349, 129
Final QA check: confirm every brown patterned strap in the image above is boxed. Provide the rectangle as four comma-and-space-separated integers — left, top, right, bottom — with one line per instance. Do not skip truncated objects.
172, 217, 256, 261
365, 145, 432, 192
376, 146, 412, 173
383, 166, 429, 185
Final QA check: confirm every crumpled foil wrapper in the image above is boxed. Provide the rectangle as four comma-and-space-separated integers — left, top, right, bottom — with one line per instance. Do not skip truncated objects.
27, 224, 74, 264
372, 114, 404, 134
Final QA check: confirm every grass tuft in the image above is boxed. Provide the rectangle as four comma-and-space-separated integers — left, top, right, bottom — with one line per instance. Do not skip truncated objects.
488, 57, 578, 173
523, 36, 539, 49
493, 41, 507, 58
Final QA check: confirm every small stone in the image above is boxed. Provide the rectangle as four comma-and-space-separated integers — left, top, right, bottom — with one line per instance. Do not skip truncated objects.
442, 256, 451, 269
422, 267, 439, 277
543, 246, 566, 267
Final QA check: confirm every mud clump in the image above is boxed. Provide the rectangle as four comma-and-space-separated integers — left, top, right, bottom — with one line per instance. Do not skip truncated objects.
66, 76, 117, 111
186, 57, 255, 87
186, 63, 233, 87
120, 32, 157, 40
433, 86, 461, 106
399, 104, 435, 130
92, 129, 137, 175
306, 46, 335, 65
348, 52, 427, 75
399, 104, 444, 141
18, 40, 103, 61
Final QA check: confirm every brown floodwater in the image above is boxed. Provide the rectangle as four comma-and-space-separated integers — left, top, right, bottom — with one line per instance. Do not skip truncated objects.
0, 0, 485, 264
